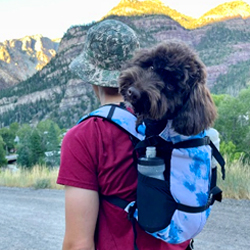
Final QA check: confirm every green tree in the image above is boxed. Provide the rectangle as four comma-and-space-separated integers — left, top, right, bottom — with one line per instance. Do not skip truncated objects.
0, 127, 15, 154
214, 87, 250, 160
37, 119, 61, 166
220, 141, 242, 163
211, 94, 228, 107
17, 124, 32, 140
46, 123, 60, 167
17, 143, 32, 168
29, 129, 45, 166
16, 124, 33, 168
37, 119, 61, 135
16, 124, 46, 168
0, 136, 7, 167
9, 122, 19, 134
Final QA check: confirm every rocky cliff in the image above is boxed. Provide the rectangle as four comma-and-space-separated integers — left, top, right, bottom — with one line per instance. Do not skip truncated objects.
0, 0, 250, 129
0, 35, 60, 89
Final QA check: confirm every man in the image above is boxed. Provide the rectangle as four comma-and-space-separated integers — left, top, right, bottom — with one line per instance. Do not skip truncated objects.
57, 19, 191, 250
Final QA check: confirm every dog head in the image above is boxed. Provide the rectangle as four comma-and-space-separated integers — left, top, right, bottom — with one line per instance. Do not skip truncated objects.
118, 40, 217, 136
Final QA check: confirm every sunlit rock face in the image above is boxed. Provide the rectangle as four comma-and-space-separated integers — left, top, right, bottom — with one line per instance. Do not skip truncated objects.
0, 35, 60, 89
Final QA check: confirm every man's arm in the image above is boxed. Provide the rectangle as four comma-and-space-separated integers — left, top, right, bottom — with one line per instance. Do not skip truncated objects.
62, 186, 99, 250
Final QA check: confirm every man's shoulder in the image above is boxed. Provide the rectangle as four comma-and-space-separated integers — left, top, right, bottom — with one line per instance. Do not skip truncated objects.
67, 116, 124, 138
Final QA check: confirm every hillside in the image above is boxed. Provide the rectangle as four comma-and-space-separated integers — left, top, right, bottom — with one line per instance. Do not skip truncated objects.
0, 0, 250, 129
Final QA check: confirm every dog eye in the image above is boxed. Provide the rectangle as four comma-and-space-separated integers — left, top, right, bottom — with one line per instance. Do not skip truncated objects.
149, 66, 154, 71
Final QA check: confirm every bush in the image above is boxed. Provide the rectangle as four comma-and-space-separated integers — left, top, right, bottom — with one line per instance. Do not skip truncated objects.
220, 141, 242, 163
33, 178, 52, 189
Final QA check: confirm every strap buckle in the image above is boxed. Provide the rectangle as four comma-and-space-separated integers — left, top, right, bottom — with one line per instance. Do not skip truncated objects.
128, 203, 137, 221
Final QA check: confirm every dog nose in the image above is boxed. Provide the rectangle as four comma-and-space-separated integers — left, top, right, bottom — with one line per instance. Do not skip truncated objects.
127, 86, 141, 101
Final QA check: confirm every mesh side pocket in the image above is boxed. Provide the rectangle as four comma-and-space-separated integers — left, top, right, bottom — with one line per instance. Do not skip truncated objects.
137, 172, 177, 233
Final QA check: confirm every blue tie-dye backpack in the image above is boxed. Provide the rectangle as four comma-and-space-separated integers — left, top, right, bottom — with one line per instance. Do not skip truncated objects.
78, 104, 225, 247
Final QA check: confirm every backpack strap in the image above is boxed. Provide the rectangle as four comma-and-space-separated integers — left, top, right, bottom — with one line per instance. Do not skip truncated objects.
102, 195, 130, 209
134, 135, 164, 149
79, 104, 142, 250
209, 140, 226, 180
174, 137, 225, 179
177, 185, 222, 213
77, 104, 145, 141
135, 135, 226, 180
101, 194, 139, 250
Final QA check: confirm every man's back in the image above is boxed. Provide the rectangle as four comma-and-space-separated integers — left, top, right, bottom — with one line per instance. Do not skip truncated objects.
58, 116, 189, 250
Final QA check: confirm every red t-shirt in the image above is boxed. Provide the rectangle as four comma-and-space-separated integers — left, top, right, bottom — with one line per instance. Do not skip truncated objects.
57, 116, 189, 250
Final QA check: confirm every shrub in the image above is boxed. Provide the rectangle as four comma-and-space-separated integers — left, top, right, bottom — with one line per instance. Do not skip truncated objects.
33, 178, 52, 189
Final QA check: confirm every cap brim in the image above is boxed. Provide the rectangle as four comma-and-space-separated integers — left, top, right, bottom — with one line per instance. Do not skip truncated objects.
69, 50, 120, 88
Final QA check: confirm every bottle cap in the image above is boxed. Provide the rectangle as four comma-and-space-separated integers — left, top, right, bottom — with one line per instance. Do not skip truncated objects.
146, 146, 156, 158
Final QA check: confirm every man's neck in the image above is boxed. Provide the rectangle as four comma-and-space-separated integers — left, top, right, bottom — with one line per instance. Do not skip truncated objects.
92, 85, 124, 106
100, 95, 123, 106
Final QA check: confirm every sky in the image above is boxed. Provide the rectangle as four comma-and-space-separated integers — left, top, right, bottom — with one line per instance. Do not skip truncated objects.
1, 0, 250, 42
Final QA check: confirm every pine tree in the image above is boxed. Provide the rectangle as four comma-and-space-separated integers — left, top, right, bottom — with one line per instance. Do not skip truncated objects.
16, 124, 33, 168
0, 127, 15, 154
46, 123, 60, 167
17, 143, 32, 168
0, 136, 7, 167
30, 129, 45, 166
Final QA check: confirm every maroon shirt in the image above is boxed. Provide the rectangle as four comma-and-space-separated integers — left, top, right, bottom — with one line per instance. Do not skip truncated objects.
57, 117, 189, 250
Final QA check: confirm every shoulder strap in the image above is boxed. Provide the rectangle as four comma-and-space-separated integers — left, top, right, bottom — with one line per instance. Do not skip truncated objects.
209, 140, 226, 180
77, 104, 145, 141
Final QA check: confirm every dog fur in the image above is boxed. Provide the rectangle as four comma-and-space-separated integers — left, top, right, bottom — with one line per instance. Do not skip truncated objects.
118, 40, 217, 136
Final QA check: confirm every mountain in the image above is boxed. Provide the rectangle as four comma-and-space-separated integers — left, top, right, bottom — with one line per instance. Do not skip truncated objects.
104, 0, 250, 28
1, 0, 249, 91
202, 0, 250, 19
0, 0, 250, 129
103, 0, 195, 28
196, 1, 250, 26
0, 35, 60, 89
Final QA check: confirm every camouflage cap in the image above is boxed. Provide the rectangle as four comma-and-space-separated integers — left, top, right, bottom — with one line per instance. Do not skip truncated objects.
69, 19, 140, 87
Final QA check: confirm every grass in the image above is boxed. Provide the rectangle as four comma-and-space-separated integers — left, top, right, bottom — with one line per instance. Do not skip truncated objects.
217, 158, 250, 199
0, 165, 64, 190
0, 160, 249, 199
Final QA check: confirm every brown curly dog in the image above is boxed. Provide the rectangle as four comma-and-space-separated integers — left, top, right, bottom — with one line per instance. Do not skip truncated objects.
118, 40, 217, 136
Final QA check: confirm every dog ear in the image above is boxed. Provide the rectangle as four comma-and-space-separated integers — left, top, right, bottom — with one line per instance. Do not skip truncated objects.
130, 49, 154, 69
172, 67, 217, 136
121, 49, 152, 71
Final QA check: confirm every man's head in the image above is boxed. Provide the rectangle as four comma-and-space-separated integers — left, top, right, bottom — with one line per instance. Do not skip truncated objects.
69, 19, 140, 88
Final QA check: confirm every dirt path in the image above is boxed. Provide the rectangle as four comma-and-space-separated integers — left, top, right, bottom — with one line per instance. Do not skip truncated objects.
195, 198, 250, 249
0, 187, 249, 250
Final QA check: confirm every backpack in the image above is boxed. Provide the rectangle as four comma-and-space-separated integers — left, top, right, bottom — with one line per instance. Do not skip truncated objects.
78, 104, 225, 247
